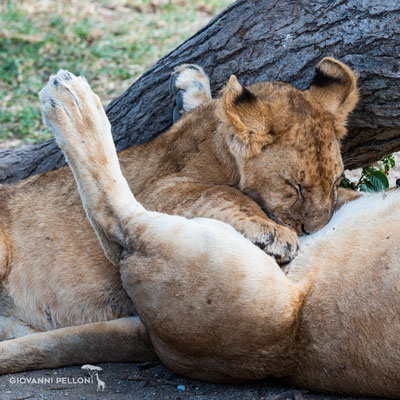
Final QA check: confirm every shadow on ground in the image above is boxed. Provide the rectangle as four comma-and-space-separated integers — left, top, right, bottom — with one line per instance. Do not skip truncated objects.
0, 362, 373, 400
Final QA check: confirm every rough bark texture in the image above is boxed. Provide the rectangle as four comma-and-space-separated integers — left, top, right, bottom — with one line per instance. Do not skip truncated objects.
1, 0, 399, 184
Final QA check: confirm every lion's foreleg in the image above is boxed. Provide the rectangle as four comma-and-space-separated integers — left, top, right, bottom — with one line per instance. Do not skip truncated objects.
0, 317, 156, 374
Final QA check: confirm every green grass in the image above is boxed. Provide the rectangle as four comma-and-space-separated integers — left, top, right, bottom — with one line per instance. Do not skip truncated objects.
0, 0, 232, 147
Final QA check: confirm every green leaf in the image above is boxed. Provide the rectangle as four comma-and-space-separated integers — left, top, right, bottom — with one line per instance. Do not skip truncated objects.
370, 170, 389, 191
360, 171, 388, 192
359, 182, 375, 193
340, 178, 351, 189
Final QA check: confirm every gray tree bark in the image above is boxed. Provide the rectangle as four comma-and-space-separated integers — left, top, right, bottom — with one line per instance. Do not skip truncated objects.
1, 0, 399, 183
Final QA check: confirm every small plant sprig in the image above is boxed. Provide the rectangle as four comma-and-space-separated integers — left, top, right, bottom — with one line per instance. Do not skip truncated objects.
341, 154, 396, 192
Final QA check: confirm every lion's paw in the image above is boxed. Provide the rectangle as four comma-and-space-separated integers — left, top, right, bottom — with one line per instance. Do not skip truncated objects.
169, 64, 211, 123
39, 70, 107, 144
241, 218, 299, 264
262, 224, 299, 264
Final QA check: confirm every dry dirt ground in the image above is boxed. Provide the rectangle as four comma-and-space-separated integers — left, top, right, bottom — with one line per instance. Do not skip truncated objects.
0, 361, 374, 400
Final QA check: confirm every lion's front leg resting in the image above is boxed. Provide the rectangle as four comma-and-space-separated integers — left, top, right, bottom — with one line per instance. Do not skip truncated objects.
0, 318, 156, 374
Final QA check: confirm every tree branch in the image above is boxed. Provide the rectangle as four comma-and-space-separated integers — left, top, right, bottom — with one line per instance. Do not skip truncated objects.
1, 0, 399, 183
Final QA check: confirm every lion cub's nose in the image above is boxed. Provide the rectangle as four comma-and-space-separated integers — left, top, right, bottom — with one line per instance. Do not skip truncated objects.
303, 208, 333, 235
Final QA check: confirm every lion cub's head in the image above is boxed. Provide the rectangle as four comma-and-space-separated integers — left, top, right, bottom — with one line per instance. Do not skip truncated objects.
218, 58, 359, 235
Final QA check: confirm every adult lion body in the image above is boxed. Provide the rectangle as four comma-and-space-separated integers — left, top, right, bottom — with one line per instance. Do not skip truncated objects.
0, 58, 358, 335
0, 69, 398, 398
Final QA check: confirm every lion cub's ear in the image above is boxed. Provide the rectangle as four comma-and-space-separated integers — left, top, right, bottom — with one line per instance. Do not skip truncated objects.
219, 75, 274, 156
308, 57, 359, 137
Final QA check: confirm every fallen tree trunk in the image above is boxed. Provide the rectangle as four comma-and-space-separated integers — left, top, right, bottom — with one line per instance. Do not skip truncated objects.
1, 0, 399, 184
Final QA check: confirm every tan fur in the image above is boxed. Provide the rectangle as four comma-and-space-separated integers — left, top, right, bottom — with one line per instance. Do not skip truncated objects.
173, 64, 212, 112
308, 57, 359, 131
0, 58, 360, 336
0, 71, 396, 398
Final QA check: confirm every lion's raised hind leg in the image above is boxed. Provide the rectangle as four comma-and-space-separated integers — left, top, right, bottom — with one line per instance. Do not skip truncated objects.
39, 70, 140, 266
169, 64, 212, 122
